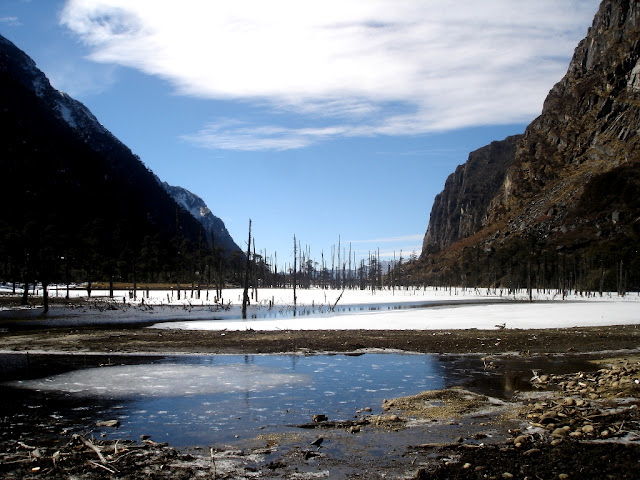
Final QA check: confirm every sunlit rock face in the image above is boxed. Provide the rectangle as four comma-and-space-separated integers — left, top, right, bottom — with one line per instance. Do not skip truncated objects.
486, 0, 640, 241
420, 0, 640, 272
421, 135, 520, 256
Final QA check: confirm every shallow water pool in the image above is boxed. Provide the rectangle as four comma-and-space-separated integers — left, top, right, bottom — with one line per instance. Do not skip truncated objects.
1, 352, 595, 446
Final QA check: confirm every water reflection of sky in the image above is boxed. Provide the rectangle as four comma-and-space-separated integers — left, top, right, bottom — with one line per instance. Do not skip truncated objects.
9, 354, 447, 445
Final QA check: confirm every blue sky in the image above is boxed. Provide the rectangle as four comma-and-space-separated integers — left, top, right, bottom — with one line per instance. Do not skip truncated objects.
0, 0, 600, 267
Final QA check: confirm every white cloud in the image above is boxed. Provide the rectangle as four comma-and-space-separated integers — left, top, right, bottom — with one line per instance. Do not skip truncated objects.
60, 0, 600, 150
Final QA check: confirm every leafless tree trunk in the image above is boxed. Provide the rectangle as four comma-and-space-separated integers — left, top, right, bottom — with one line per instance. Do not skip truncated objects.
132, 259, 137, 301
293, 235, 297, 316
42, 278, 49, 313
252, 238, 258, 302
21, 263, 29, 306
599, 260, 604, 297
242, 220, 252, 319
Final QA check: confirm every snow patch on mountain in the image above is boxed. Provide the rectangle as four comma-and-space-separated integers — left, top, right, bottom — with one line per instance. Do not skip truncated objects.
0, 35, 111, 142
56, 100, 77, 128
54, 91, 111, 141
32, 75, 46, 97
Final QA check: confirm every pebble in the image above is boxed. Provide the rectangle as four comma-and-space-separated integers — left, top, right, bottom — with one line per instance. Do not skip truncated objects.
96, 420, 120, 428
551, 426, 571, 437
513, 435, 528, 446
522, 448, 541, 456
582, 424, 594, 434
522, 361, 640, 455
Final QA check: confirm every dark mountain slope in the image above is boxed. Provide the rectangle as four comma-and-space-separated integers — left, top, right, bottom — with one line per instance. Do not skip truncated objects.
0, 34, 239, 287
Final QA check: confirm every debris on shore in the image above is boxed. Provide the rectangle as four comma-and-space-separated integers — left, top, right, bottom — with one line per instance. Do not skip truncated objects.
0, 434, 212, 479
410, 356, 640, 479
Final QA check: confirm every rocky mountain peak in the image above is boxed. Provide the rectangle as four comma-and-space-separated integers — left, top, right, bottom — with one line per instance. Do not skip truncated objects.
489, 0, 640, 234
418, 0, 640, 290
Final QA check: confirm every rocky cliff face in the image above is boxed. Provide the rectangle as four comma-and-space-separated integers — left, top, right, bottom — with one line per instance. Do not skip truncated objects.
486, 0, 640, 245
418, 0, 640, 289
421, 135, 520, 255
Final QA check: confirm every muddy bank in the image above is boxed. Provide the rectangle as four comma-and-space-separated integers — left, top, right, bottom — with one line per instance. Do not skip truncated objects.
1, 323, 640, 356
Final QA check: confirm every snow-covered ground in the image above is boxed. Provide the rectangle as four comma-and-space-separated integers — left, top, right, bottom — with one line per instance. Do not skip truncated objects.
1, 286, 639, 331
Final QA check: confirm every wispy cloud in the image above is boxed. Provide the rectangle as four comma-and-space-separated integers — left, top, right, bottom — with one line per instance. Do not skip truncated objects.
349, 234, 424, 245
349, 234, 424, 260
47, 60, 119, 97
0, 16, 22, 27
60, 0, 600, 150
180, 120, 352, 152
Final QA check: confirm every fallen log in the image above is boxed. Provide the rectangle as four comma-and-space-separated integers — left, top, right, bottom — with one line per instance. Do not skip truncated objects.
290, 418, 369, 429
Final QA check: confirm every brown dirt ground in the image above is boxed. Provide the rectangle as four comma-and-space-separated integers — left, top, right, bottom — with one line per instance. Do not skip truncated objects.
2, 323, 640, 356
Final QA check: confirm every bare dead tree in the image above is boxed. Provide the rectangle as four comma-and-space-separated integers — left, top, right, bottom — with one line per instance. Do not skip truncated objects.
293, 235, 297, 316
252, 237, 258, 303
348, 243, 352, 290
242, 219, 251, 319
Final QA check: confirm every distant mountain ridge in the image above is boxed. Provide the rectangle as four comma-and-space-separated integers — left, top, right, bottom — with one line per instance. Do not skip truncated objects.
418, 0, 640, 291
161, 181, 240, 254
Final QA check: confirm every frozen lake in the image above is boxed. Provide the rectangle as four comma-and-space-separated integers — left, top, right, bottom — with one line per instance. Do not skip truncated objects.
1, 352, 595, 446
2, 287, 638, 331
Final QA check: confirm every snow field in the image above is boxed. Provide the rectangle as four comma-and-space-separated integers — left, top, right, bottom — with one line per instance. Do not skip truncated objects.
1, 286, 638, 331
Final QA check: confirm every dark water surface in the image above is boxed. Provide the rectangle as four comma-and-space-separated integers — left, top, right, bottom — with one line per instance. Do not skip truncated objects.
0, 352, 596, 446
